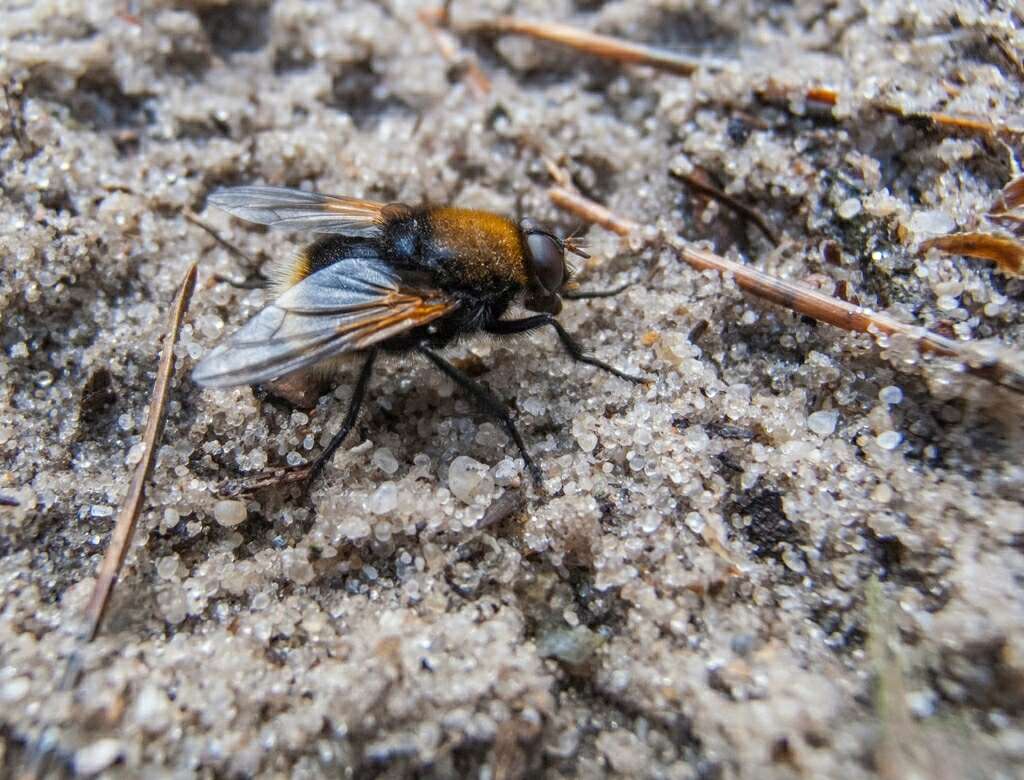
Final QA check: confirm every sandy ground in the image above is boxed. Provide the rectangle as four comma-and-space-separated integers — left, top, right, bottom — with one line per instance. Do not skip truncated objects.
2, 0, 1024, 777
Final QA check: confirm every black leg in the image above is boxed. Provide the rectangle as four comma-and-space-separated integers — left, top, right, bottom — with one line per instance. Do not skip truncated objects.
562, 281, 632, 299
485, 315, 646, 383
308, 348, 377, 478
220, 349, 377, 495
418, 346, 543, 487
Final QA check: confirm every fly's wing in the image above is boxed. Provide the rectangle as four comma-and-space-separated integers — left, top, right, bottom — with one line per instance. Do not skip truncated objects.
207, 185, 393, 237
192, 258, 457, 387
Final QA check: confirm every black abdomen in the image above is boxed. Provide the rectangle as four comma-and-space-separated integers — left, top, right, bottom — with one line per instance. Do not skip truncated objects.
305, 235, 381, 274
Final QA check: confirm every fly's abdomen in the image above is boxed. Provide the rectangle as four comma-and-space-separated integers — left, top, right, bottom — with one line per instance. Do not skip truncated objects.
271, 235, 381, 296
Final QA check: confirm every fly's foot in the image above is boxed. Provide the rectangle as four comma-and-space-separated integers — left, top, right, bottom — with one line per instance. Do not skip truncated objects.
621, 369, 650, 385
601, 364, 649, 385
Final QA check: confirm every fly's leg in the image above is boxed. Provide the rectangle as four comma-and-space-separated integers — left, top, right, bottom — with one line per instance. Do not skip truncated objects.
219, 349, 377, 495
418, 346, 543, 487
485, 315, 647, 384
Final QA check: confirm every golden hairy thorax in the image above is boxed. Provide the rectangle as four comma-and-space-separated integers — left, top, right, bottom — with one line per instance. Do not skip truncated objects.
425, 207, 530, 288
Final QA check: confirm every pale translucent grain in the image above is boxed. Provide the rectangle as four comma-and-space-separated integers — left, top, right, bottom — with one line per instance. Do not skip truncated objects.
372, 447, 400, 475
213, 500, 247, 527
876, 431, 903, 450
879, 386, 903, 405
807, 410, 838, 436
837, 197, 862, 219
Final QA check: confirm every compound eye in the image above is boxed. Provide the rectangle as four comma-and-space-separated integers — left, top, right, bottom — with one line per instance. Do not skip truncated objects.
526, 232, 565, 294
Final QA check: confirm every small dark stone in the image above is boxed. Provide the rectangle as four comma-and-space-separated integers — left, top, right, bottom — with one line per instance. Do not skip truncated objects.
821, 240, 843, 265
79, 366, 117, 422
727, 117, 751, 145
733, 490, 799, 560
708, 422, 756, 441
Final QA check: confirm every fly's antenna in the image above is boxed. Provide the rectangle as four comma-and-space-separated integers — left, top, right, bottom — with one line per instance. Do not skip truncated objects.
563, 225, 590, 259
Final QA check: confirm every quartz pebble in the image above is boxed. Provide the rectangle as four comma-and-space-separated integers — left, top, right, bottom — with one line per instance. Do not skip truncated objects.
369, 482, 399, 514
576, 430, 598, 453
879, 385, 903, 405
837, 197, 862, 219
213, 500, 247, 527
74, 740, 123, 776
0, 677, 30, 703
156, 555, 179, 580
910, 209, 955, 236
876, 431, 903, 450
134, 685, 172, 733
372, 447, 400, 475
448, 456, 491, 504
807, 410, 839, 436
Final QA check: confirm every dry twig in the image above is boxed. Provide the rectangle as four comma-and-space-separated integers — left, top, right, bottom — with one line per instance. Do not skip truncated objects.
3, 82, 31, 154
457, 15, 712, 76
804, 85, 839, 106
440, 15, 1016, 140
548, 186, 639, 237
419, 7, 492, 98
885, 108, 1009, 137
991, 174, 1024, 214
990, 32, 1024, 83
760, 82, 1020, 139
548, 186, 1024, 395
478, 490, 526, 529
185, 208, 259, 267
988, 174, 1024, 234
185, 208, 270, 288
677, 244, 1024, 392
670, 169, 781, 246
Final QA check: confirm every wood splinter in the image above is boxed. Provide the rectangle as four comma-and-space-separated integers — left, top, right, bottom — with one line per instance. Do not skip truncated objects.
419, 5, 492, 98
455, 14, 715, 76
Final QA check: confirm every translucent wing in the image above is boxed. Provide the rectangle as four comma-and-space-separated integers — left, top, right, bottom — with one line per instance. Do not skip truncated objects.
207, 185, 390, 236
193, 258, 457, 387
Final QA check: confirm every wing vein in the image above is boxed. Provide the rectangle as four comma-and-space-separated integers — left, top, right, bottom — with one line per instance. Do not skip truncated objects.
193, 256, 457, 387
206, 185, 389, 237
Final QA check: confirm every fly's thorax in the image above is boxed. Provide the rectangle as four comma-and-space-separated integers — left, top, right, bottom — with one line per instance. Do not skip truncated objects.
382, 211, 421, 264
419, 207, 530, 292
